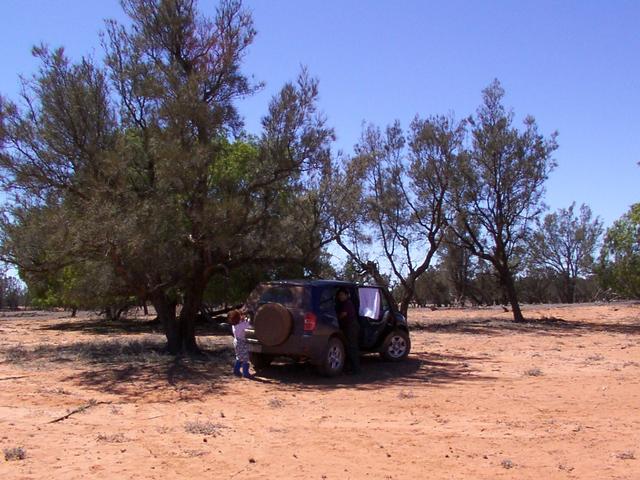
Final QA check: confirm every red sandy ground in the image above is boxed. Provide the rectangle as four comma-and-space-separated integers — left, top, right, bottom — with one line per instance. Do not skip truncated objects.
1, 303, 639, 479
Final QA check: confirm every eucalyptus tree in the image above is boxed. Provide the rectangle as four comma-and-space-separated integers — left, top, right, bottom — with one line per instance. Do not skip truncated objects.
449, 80, 558, 322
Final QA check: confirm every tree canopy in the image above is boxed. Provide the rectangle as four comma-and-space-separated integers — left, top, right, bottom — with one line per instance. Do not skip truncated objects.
0, 0, 333, 353
598, 203, 640, 299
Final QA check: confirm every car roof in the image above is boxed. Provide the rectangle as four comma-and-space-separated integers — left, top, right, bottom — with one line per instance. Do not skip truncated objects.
259, 279, 386, 289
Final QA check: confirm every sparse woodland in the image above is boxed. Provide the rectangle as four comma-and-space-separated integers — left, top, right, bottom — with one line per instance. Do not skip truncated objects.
0, 1, 638, 353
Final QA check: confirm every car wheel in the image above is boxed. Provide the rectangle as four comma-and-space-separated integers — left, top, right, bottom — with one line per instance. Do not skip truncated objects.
318, 337, 346, 377
380, 329, 411, 361
250, 352, 274, 371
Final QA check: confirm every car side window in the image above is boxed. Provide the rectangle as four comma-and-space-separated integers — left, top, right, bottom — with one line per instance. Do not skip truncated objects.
358, 287, 381, 319
318, 287, 338, 315
380, 290, 390, 312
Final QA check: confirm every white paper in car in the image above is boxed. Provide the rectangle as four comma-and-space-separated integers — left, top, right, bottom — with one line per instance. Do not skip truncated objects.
358, 288, 381, 319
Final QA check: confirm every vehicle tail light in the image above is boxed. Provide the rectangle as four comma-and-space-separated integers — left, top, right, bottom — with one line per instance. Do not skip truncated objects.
303, 312, 317, 332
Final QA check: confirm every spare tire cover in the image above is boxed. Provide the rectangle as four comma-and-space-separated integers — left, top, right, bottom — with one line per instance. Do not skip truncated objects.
254, 303, 293, 346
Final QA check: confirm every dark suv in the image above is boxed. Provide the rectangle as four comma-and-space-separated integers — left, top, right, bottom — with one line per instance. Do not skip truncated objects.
244, 280, 410, 376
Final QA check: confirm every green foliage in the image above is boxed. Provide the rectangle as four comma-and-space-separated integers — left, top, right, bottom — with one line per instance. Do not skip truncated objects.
598, 203, 640, 298
23, 262, 132, 312
413, 267, 451, 307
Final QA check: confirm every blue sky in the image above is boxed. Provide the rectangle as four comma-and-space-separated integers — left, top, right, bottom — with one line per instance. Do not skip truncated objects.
1, 0, 639, 230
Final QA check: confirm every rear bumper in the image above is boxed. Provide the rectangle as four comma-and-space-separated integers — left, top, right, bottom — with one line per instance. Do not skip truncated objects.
245, 328, 328, 364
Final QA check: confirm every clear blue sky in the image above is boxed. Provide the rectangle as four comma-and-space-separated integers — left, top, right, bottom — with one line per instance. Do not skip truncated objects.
1, 0, 639, 229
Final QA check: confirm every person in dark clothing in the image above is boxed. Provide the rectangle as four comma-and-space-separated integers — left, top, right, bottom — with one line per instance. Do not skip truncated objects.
336, 288, 361, 374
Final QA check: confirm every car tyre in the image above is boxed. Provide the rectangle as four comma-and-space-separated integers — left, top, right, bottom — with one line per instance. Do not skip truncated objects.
380, 329, 411, 361
318, 337, 346, 377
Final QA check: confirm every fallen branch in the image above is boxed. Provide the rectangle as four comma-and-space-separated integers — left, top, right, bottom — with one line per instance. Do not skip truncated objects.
146, 414, 165, 420
229, 466, 248, 479
199, 303, 243, 322
0, 376, 29, 381
48, 400, 110, 424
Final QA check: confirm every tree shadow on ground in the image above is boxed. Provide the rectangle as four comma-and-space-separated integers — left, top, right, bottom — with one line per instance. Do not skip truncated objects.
250, 351, 494, 391
67, 355, 230, 401
1, 335, 497, 396
1, 338, 233, 401
40, 316, 232, 338
412, 316, 640, 337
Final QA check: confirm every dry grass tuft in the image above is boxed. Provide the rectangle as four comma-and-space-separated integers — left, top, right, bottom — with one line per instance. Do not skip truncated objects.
4, 446, 27, 461
183, 449, 208, 457
398, 390, 415, 399
501, 459, 514, 469
268, 397, 284, 408
184, 420, 224, 436
96, 433, 128, 443
616, 450, 635, 460
586, 354, 604, 362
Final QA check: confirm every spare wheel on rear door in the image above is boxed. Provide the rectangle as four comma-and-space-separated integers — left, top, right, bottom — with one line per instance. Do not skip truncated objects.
254, 303, 293, 346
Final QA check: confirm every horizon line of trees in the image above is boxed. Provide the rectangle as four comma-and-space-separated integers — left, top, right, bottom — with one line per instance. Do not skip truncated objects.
0, 1, 637, 352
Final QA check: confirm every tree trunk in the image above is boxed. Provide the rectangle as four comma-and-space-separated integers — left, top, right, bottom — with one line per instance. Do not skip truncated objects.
399, 294, 412, 319
566, 276, 576, 304
501, 268, 525, 323
177, 283, 204, 355
151, 292, 179, 354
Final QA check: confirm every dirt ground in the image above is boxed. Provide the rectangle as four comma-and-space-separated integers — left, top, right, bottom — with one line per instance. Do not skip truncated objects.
1, 303, 639, 479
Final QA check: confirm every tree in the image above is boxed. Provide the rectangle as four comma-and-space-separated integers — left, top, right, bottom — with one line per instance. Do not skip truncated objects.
0, 272, 26, 309
0, 0, 334, 354
440, 224, 477, 306
528, 203, 603, 303
413, 266, 451, 307
449, 80, 558, 322
333, 116, 464, 317
598, 203, 640, 299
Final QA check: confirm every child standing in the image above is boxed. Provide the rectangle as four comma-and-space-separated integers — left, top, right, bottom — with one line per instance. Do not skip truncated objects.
228, 309, 251, 378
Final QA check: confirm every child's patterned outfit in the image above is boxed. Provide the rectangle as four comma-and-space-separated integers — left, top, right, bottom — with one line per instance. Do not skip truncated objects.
232, 319, 251, 378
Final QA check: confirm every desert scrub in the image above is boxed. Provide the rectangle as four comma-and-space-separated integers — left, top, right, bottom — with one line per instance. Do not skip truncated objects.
616, 450, 635, 460
184, 420, 224, 436
586, 354, 604, 362
268, 397, 284, 408
96, 433, 128, 443
4, 446, 27, 461
524, 368, 543, 377
398, 390, 415, 399
501, 459, 514, 469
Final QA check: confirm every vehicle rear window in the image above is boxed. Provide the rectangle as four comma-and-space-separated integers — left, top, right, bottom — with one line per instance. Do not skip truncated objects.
261, 287, 295, 305
247, 284, 305, 309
